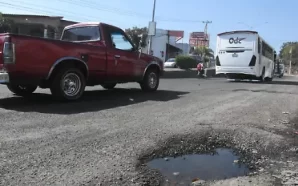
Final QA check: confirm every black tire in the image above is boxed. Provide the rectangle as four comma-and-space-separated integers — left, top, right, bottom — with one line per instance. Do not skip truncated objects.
140, 68, 159, 92
7, 84, 37, 96
267, 67, 274, 82
102, 83, 116, 89
260, 68, 265, 82
50, 67, 86, 101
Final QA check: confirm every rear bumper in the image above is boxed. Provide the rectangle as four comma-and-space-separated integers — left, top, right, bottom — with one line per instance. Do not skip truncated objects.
0, 72, 9, 83
216, 66, 257, 76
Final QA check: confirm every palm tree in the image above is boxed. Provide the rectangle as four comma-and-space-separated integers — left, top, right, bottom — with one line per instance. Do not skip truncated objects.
193, 46, 214, 67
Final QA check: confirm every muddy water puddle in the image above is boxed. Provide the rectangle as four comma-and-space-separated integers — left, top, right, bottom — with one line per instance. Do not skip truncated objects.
147, 148, 250, 185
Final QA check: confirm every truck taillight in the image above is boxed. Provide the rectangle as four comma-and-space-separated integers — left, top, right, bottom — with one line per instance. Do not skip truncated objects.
3, 37, 15, 64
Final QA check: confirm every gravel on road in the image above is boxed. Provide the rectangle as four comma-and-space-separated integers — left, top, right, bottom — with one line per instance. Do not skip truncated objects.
0, 77, 298, 186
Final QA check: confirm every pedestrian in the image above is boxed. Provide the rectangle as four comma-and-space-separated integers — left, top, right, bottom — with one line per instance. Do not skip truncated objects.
197, 63, 204, 77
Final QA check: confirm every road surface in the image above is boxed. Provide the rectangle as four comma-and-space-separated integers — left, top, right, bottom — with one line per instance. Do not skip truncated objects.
0, 77, 298, 186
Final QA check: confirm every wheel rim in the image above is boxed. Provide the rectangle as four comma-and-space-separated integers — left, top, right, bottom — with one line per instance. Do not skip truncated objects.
61, 73, 81, 97
18, 86, 27, 90
148, 72, 157, 88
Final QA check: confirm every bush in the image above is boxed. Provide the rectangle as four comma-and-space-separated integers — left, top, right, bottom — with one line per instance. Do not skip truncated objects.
175, 55, 197, 69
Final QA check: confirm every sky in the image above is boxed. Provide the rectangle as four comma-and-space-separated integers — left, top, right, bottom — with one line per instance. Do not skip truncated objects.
0, 0, 297, 52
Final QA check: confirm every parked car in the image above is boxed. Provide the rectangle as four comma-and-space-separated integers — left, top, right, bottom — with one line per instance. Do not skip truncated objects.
0, 22, 164, 101
275, 63, 284, 78
164, 58, 177, 68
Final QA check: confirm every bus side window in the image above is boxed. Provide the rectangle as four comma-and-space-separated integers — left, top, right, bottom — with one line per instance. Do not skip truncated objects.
258, 38, 261, 54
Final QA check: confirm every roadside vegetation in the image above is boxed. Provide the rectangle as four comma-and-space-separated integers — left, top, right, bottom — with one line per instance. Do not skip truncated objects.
175, 55, 197, 69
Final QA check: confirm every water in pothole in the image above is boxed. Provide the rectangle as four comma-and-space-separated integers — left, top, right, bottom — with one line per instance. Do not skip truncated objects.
147, 148, 250, 184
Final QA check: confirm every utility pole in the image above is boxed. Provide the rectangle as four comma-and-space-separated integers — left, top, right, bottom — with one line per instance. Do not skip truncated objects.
166, 30, 169, 61
202, 21, 212, 48
148, 0, 156, 55
289, 46, 292, 75
203, 21, 212, 35
202, 21, 212, 67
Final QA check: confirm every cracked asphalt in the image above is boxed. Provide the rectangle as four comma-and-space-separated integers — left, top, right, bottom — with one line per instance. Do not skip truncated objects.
0, 76, 298, 186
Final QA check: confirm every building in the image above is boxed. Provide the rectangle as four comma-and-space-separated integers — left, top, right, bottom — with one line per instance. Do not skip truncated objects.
189, 32, 210, 48
175, 43, 190, 55
142, 29, 184, 62
2, 14, 77, 39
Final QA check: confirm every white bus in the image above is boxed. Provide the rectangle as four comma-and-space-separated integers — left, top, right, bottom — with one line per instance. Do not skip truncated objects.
215, 30, 276, 81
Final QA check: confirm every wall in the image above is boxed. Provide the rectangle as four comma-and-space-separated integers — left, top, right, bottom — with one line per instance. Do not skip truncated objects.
142, 29, 177, 62
3, 15, 76, 39
175, 43, 190, 55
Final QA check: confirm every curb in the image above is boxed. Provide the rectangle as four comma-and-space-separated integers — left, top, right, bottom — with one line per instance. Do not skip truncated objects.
204, 68, 226, 78
162, 69, 198, 79
161, 68, 226, 79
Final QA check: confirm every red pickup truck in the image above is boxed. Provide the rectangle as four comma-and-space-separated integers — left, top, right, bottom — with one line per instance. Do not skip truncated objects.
0, 22, 164, 101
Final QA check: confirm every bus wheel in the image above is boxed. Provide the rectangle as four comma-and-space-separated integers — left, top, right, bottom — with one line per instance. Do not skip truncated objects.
267, 69, 274, 82
260, 68, 265, 82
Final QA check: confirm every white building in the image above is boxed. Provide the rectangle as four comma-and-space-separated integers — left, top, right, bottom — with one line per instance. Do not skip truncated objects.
142, 29, 183, 62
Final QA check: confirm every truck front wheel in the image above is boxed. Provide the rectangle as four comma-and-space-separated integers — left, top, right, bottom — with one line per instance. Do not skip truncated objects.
101, 83, 116, 89
140, 69, 159, 92
7, 84, 37, 96
50, 67, 86, 101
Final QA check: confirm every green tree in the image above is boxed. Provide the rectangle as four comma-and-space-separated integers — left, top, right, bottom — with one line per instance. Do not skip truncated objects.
125, 27, 148, 49
279, 42, 298, 66
193, 46, 214, 62
0, 13, 15, 33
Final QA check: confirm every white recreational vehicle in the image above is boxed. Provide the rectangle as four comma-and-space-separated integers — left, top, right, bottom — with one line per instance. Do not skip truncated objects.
215, 30, 276, 81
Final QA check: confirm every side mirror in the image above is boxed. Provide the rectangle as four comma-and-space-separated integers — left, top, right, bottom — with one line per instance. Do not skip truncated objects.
138, 47, 142, 59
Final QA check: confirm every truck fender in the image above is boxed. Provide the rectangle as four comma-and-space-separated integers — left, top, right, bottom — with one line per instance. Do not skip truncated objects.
46, 57, 89, 80
142, 61, 161, 79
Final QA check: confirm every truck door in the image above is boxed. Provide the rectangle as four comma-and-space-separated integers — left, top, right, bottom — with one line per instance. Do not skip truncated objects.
105, 27, 140, 81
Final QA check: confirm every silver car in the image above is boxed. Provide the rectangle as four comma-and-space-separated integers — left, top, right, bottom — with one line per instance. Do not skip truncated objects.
164, 58, 177, 68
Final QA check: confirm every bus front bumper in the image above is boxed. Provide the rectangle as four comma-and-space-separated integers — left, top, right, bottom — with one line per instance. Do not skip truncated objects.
215, 66, 257, 76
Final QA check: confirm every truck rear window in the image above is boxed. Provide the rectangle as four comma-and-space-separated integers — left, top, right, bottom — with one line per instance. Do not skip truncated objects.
62, 26, 100, 42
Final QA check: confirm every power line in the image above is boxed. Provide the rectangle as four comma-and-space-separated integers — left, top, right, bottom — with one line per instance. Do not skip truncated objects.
2, 0, 205, 23
0, 1, 122, 23
42, 0, 204, 23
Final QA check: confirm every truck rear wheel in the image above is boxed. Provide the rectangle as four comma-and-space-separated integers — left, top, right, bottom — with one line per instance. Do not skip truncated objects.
7, 84, 37, 96
50, 67, 86, 101
140, 68, 159, 92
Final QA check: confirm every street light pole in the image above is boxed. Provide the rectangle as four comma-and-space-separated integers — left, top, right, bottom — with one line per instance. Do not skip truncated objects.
148, 0, 156, 54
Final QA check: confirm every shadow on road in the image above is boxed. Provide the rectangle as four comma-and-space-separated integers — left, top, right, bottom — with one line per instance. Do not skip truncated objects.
232, 88, 298, 95
0, 88, 189, 114
231, 80, 298, 86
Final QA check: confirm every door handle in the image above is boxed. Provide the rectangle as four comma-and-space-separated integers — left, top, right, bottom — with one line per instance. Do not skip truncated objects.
114, 55, 120, 58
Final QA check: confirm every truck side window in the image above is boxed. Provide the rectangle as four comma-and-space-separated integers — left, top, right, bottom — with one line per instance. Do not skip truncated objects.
110, 32, 134, 51
62, 26, 100, 42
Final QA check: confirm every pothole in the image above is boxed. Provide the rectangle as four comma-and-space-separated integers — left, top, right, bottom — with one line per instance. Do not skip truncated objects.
137, 130, 288, 186
146, 148, 250, 185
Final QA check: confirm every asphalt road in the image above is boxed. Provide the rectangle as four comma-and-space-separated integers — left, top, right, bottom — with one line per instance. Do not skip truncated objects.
0, 76, 298, 186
